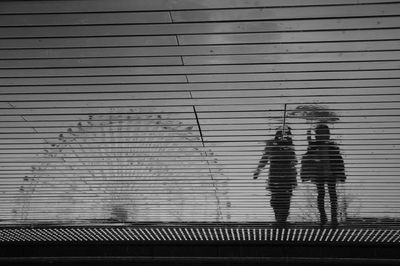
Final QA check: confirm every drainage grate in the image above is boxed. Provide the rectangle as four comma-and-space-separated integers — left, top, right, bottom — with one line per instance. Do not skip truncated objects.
0, 224, 399, 244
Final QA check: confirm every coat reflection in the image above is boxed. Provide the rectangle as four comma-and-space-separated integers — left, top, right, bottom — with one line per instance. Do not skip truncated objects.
301, 124, 346, 226
253, 126, 297, 225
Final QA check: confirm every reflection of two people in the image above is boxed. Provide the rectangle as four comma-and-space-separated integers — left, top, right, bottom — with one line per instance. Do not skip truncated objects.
253, 124, 346, 226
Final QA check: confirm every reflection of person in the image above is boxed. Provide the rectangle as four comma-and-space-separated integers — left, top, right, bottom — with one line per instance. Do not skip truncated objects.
301, 124, 346, 226
253, 126, 297, 224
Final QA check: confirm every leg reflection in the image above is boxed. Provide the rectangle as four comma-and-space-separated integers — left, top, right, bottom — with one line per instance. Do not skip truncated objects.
328, 182, 338, 226
270, 187, 292, 226
316, 183, 327, 225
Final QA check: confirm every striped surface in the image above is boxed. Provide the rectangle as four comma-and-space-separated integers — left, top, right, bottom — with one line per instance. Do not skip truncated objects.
0, 0, 399, 234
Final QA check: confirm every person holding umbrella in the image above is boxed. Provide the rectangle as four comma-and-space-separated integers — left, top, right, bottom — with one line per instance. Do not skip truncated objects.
301, 123, 346, 226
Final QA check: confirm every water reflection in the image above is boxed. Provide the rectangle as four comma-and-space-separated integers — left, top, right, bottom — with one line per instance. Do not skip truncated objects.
253, 126, 297, 225
301, 123, 346, 226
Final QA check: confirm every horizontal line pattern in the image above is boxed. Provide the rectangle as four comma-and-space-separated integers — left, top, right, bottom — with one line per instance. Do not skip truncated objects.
0, 1, 397, 14
0, 0, 399, 241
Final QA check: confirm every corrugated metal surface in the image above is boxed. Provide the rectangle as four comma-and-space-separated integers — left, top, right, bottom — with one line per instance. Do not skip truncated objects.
0, 0, 399, 243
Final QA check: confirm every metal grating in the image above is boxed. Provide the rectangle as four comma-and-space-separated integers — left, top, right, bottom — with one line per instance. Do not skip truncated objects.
0, 224, 399, 244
